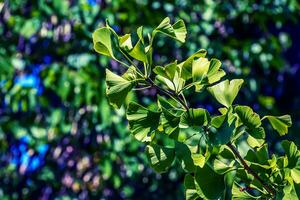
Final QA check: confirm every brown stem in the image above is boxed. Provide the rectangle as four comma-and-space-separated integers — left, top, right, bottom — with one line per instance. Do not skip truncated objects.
226, 142, 276, 197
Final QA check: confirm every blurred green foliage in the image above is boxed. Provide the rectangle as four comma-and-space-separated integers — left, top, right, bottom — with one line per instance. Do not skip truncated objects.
0, 0, 299, 199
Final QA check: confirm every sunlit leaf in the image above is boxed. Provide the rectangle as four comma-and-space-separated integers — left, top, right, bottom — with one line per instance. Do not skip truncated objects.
263, 115, 292, 136
179, 49, 207, 80
207, 79, 244, 107
93, 27, 115, 58
126, 102, 161, 142
154, 17, 187, 43
105, 68, 136, 108
180, 108, 210, 128
146, 144, 175, 173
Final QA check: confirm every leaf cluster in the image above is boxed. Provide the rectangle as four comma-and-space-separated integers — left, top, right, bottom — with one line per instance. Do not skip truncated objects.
93, 17, 297, 199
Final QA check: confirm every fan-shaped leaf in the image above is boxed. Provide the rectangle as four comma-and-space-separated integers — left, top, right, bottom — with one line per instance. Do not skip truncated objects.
93, 27, 115, 58
195, 165, 225, 199
207, 79, 244, 108
184, 174, 200, 200
179, 49, 207, 80
105, 68, 136, 108
145, 144, 175, 173
126, 102, 161, 142
154, 17, 187, 43
263, 115, 292, 136
180, 108, 211, 128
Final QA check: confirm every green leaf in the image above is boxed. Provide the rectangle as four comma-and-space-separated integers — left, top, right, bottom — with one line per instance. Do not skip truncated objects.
209, 113, 236, 145
235, 106, 261, 128
235, 106, 265, 139
263, 115, 292, 136
154, 17, 187, 43
118, 34, 133, 51
105, 68, 136, 108
212, 159, 234, 174
118, 33, 147, 63
153, 61, 177, 81
175, 142, 196, 172
291, 168, 300, 184
281, 140, 299, 168
232, 183, 260, 199
282, 183, 299, 200
192, 154, 206, 168
126, 102, 161, 142
180, 108, 211, 128
192, 57, 210, 91
155, 67, 185, 93
207, 79, 244, 108
194, 165, 225, 199
145, 144, 175, 173
93, 27, 115, 58
128, 40, 147, 63
179, 49, 207, 80
184, 174, 200, 200
192, 58, 225, 91
206, 59, 226, 84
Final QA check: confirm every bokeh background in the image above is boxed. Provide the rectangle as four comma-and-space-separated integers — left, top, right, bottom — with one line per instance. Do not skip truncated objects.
0, 0, 300, 199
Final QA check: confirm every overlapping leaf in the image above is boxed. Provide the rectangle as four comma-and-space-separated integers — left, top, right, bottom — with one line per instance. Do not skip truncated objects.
126, 102, 161, 142
195, 164, 225, 199
146, 144, 175, 173
105, 68, 136, 108
154, 17, 187, 43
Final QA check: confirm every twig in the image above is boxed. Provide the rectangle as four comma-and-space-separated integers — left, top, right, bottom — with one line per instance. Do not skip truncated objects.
226, 142, 276, 197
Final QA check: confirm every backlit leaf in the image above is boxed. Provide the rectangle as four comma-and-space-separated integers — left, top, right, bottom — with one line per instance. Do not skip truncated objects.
207, 79, 244, 108
126, 102, 161, 142
146, 144, 175, 173
154, 17, 187, 43
263, 115, 292, 136
93, 27, 115, 58
105, 68, 136, 108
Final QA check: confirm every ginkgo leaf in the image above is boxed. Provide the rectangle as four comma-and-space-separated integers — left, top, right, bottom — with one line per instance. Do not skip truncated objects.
235, 106, 261, 128
118, 33, 147, 63
118, 34, 133, 51
93, 27, 115, 58
209, 113, 236, 145
207, 79, 244, 108
263, 115, 292, 136
153, 61, 177, 81
128, 40, 147, 63
191, 57, 225, 92
184, 174, 200, 200
207, 59, 225, 84
234, 106, 265, 139
155, 66, 185, 93
175, 142, 196, 172
192, 57, 210, 91
105, 68, 136, 108
126, 102, 161, 142
154, 17, 187, 43
179, 49, 207, 80
195, 165, 225, 199
291, 168, 300, 184
145, 144, 175, 173
232, 183, 260, 199
180, 108, 211, 128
